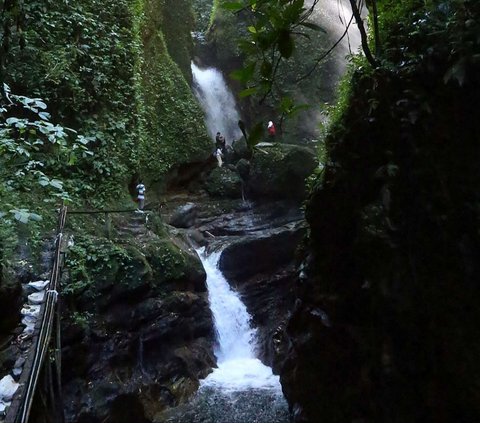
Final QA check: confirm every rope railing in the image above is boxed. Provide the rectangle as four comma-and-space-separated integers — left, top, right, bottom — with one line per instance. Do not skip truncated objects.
14, 206, 67, 423
8, 205, 146, 422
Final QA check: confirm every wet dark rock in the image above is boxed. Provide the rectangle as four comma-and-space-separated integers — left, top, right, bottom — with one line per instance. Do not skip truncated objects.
232, 137, 250, 161
0, 274, 21, 334
236, 158, 251, 181
196, 201, 303, 238
218, 220, 307, 282
0, 345, 19, 374
144, 237, 207, 293
168, 203, 199, 228
62, 232, 215, 423
236, 266, 296, 372
187, 229, 206, 246
223, 145, 237, 165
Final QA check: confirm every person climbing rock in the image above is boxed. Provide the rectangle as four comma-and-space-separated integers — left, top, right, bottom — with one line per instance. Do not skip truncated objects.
267, 121, 276, 139
136, 180, 146, 211
216, 132, 226, 153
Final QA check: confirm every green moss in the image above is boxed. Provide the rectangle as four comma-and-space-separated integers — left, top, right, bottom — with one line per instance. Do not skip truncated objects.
4, 0, 210, 205
144, 238, 188, 284
161, 0, 195, 83
64, 235, 152, 300
205, 167, 243, 198
136, 28, 211, 183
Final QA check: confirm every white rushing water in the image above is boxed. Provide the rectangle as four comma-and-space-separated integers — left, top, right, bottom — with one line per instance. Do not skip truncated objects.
191, 63, 243, 145
197, 249, 282, 392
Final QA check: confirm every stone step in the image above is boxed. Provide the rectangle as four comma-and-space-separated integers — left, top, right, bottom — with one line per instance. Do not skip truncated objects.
27, 291, 45, 305
27, 280, 49, 292
0, 375, 19, 402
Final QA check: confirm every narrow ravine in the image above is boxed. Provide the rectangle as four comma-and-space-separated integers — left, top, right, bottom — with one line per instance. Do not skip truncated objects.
160, 248, 289, 423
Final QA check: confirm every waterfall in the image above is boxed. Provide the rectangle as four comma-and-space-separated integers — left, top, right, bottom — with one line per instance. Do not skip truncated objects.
191, 63, 243, 145
198, 249, 281, 392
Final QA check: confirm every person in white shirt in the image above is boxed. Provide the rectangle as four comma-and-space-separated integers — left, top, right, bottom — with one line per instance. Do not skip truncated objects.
215, 148, 223, 167
136, 180, 146, 210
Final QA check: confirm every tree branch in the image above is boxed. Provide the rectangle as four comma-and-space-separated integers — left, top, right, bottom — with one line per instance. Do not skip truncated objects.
348, 0, 378, 67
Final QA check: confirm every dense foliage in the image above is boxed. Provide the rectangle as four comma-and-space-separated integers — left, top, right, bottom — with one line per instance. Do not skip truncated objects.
276, 1, 480, 422
207, 0, 350, 144
0, 0, 211, 297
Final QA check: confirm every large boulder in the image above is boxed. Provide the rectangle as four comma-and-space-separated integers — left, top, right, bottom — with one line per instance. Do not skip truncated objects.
218, 220, 307, 283
204, 167, 242, 199
62, 231, 215, 423
168, 203, 199, 228
235, 266, 296, 373
247, 143, 318, 201
232, 137, 250, 161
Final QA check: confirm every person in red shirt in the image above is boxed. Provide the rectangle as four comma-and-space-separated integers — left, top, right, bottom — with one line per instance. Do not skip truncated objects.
267, 120, 276, 138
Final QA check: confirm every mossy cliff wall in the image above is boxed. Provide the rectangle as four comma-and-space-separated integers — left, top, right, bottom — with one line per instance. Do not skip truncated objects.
3, 0, 211, 201
133, 0, 211, 191
281, 2, 480, 422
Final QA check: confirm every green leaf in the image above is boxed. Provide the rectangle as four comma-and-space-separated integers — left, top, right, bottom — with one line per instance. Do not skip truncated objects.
239, 87, 259, 98
50, 179, 63, 190
38, 111, 51, 121
278, 30, 294, 58
29, 213, 42, 222
260, 61, 273, 77
34, 100, 47, 110
230, 63, 256, 83
222, 2, 244, 11
39, 178, 50, 187
280, 96, 295, 112
284, 0, 305, 23
6, 117, 20, 125
12, 210, 30, 224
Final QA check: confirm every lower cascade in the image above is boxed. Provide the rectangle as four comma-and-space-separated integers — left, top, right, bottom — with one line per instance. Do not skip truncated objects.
160, 249, 289, 423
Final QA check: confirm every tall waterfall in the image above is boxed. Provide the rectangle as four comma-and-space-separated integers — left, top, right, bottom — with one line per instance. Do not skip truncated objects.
198, 249, 281, 392
191, 63, 243, 145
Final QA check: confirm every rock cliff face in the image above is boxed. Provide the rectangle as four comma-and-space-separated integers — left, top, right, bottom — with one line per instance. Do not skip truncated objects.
279, 3, 480, 422
62, 228, 215, 423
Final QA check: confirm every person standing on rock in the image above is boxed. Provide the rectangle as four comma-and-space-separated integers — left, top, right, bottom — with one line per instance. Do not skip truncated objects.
267, 121, 276, 139
216, 132, 226, 154
215, 131, 222, 146
136, 180, 146, 211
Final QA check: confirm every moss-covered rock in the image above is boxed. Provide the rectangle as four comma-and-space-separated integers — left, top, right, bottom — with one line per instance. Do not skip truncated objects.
232, 137, 250, 161
204, 167, 243, 198
65, 237, 153, 310
236, 158, 251, 181
144, 237, 206, 292
247, 143, 317, 201
281, 2, 480, 422
62, 229, 213, 423
133, 0, 212, 187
